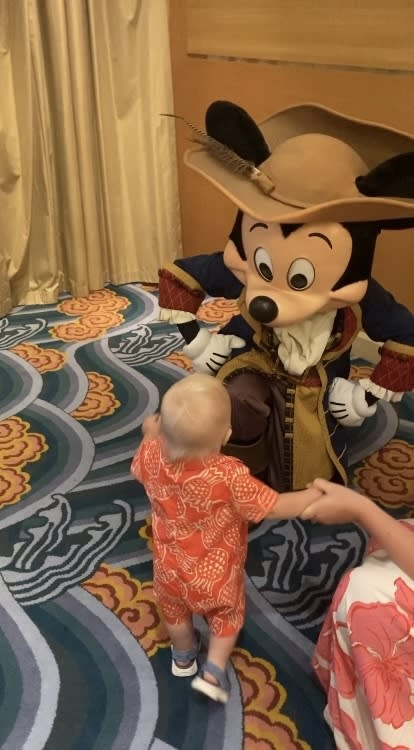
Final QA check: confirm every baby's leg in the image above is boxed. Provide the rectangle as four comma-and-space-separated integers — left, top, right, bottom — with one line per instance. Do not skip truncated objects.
206, 600, 244, 678
166, 617, 198, 668
204, 631, 240, 682
191, 605, 242, 702
156, 588, 199, 675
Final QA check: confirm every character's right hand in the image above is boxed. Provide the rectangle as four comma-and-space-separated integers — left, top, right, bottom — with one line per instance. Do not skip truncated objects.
181, 328, 246, 374
328, 377, 377, 427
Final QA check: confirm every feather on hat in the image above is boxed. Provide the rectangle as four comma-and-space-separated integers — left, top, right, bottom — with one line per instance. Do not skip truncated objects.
168, 102, 414, 224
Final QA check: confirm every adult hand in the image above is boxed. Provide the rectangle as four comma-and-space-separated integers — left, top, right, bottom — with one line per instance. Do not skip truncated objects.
300, 477, 363, 524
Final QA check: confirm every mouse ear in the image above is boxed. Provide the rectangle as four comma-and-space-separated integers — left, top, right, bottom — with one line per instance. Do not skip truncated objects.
205, 100, 271, 166
356, 152, 414, 199
378, 217, 414, 231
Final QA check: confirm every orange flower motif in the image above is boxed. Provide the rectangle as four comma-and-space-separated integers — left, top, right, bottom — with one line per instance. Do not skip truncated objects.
71, 372, 120, 420
0, 416, 31, 443
80, 311, 124, 329
51, 310, 124, 342
11, 343, 66, 372
197, 298, 239, 325
138, 517, 154, 550
50, 320, 101, 342
0, 467, 31, 507
164, 352, 193, 371
0, 416, 48, 508
0, 416, 47, 468
233, 648, 311, 750
58, 289, 130, 316
83, 564, 169, 655
354, 439, 414, 507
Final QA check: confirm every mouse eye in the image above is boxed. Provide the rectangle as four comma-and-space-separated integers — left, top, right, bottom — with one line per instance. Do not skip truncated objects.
287, 258, 315, 290
254, 247, 273, 282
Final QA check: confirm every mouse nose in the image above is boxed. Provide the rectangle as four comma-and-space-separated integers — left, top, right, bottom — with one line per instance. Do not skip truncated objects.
248, 296, 278, 323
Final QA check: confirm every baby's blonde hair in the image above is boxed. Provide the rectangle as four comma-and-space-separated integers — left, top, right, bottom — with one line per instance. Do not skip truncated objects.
160, 373, 231, 461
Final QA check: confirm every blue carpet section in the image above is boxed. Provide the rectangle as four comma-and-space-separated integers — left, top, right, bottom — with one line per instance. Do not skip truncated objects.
0, 284, 413, 749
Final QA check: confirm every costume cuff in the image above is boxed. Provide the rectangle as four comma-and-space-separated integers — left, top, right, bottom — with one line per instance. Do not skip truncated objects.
159, 308, 196, 324
158, 265, 205, 314
368, 341, 414, 394
359, 378, 404, 403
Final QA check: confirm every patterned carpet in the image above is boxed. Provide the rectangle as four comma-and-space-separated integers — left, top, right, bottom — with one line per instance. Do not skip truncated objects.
1, 283, 413, 750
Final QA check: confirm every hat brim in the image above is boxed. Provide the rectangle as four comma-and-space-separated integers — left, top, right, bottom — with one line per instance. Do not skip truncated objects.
184, 102, 414, 224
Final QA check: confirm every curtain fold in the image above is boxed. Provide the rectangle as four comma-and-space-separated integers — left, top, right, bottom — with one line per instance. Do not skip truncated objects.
0, 0, 181, 314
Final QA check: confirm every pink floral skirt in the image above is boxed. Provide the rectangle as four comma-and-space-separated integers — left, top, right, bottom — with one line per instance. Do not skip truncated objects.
312, 519, 414, 750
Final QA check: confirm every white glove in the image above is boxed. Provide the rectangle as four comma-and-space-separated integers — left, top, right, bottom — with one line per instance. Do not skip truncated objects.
181, 328, 246, 375
328, 377, 378, 427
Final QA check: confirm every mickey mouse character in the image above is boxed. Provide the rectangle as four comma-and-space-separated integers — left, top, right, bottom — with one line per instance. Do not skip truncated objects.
159, 101, 414, 491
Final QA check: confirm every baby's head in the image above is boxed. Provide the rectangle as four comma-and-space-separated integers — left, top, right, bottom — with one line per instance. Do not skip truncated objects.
159, 373, 232, 461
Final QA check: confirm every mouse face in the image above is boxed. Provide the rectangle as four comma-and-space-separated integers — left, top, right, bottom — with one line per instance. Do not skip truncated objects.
224, 212, 369, 327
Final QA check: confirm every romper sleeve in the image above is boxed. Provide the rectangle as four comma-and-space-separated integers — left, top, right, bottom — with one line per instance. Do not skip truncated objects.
227, 459, 278, 523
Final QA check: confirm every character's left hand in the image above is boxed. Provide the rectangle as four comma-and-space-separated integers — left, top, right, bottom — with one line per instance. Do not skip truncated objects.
181, 328, 246, 374
328, 377, 378, 427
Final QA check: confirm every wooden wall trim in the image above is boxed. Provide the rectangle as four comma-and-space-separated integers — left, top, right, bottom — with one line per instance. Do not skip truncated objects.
186, 1, 414, 72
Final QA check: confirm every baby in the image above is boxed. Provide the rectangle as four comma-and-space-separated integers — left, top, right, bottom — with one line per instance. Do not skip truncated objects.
131, 373, 320, 703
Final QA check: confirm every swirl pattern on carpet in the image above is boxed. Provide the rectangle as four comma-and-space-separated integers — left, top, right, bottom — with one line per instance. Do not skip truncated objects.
0, 285, 413, 750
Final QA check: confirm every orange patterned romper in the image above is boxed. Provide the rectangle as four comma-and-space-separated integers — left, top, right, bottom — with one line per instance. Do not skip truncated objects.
131, 438, 278, 637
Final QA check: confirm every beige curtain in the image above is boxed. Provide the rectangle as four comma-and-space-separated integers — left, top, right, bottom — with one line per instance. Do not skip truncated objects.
0, 0, 182, 314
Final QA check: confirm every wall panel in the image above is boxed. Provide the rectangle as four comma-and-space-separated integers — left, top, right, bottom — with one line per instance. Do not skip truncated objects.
169, 1, 414, 310
186, 1, 414, 71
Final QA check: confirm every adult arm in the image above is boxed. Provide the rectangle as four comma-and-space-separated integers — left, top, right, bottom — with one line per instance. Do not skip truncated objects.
302, 478, 414, 580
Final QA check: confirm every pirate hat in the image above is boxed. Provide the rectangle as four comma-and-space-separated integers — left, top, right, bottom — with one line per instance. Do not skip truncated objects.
183, 101, 414, 223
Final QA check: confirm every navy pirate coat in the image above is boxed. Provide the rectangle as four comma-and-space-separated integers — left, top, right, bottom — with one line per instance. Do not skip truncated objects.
159, 252, 414, 488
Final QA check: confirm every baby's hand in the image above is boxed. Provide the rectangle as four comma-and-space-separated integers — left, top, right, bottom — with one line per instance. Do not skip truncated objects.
302, 486, 323, 504
300, 478, 362, 524
142, 413, 160, 440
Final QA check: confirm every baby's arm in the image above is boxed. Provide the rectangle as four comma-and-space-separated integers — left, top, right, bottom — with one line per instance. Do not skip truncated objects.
266, 487, 322, 520
131, 414, 160, 483
141, 414, 160, 441
302, 478, 414, 580
229, 462, 321, 524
